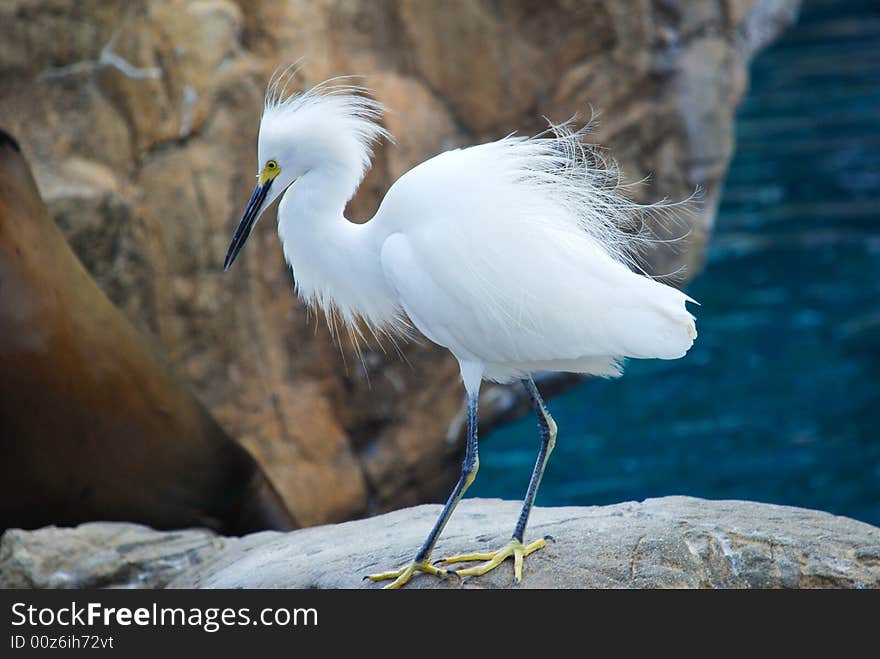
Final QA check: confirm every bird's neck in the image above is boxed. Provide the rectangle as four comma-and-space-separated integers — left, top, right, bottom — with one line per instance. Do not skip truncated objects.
277, 165, 399, 333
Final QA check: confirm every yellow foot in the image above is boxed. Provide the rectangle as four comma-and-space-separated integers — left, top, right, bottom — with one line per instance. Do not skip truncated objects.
440, 537, 548, 584
365, 560, 451, 590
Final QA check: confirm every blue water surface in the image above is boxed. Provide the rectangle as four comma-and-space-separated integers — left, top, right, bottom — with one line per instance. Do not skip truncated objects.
471, 0, 880, 526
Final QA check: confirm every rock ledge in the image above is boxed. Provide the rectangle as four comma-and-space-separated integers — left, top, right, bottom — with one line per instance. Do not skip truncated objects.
3, 497, 878, 589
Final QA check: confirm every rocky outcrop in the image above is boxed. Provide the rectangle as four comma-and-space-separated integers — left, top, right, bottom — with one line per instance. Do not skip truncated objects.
0, 131, 295, 535
0, 1, 799, 524
0, 524, 222, 589
3, 497, 878, 589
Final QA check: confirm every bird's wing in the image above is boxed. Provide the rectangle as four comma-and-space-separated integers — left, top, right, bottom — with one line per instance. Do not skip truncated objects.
380, 219, 695, 368
376, 133, 696, 374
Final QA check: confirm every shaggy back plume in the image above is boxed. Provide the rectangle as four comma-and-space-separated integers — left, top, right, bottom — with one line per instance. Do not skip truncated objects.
494, 117, 692, 274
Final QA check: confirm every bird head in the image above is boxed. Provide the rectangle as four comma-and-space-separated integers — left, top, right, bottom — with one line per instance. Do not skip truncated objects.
223, 72, 388, 271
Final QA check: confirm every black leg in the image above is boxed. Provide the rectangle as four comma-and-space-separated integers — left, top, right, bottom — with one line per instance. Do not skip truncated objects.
440, 377, 555, 583
512, 376, 557, 543
414, 391, 480, 562
367, 389, 481, 587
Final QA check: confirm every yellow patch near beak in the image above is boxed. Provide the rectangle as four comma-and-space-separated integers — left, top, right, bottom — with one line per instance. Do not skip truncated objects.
258, 160, 281, 186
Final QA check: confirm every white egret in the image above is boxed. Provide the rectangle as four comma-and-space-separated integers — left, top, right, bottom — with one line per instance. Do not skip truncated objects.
224, 72, 698, 589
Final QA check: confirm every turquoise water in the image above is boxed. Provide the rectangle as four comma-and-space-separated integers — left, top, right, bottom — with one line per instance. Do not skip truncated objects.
472, 0, 880, 526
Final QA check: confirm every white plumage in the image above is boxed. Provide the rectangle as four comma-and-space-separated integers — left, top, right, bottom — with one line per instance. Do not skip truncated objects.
223, 72, 699, 588
245, 78, 696, 389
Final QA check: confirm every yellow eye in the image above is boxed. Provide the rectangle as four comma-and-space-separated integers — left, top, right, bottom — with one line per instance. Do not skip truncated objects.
266, 160, 278, 170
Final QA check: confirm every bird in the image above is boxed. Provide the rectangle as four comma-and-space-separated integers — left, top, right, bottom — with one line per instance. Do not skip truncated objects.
223, 70, 698, 589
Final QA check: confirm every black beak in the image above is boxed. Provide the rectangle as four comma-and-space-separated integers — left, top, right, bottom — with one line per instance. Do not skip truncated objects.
224, 178, 273, 271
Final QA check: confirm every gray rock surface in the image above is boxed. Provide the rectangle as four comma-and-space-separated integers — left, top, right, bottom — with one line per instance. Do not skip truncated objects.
0, 523, 228, 589
171, 497, 880, 589
3, 497, 878, 589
